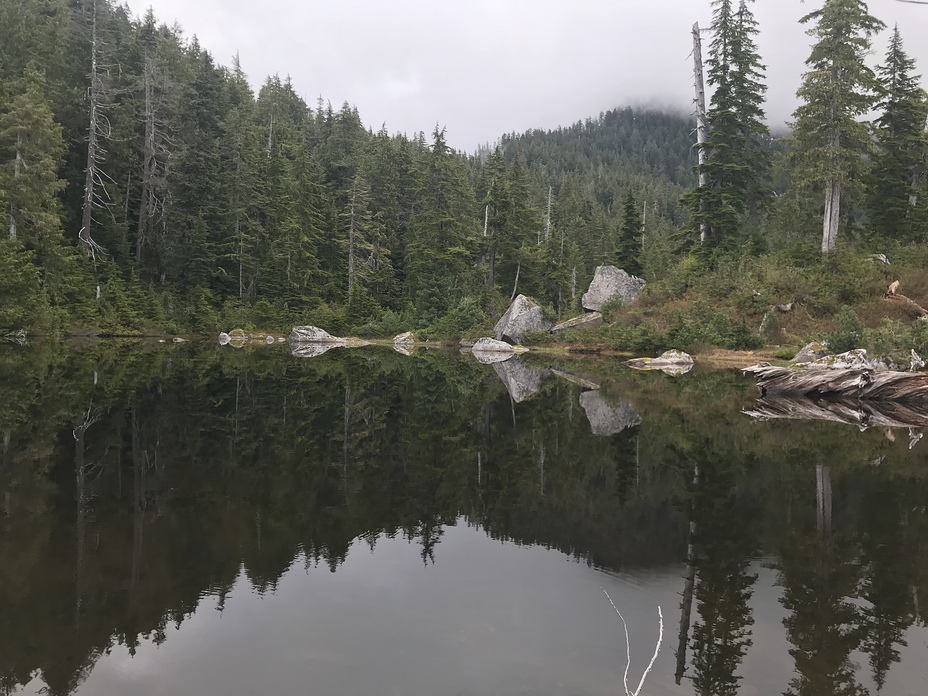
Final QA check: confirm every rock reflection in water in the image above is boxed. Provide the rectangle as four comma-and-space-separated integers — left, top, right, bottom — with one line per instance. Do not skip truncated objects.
579, 390, 641, 436
290, 342, 337, 358
492, 357, 550, 403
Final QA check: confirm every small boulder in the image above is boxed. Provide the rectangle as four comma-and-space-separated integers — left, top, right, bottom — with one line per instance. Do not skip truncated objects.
289, 326, 343, 343
494, 294, 551, 345
471, 337, 527, 364
581, 266, 646, 312
472, 337, 518, 353
172, 337, 187, 343
551, 312, 603, 335
393, 331, 415, 344
790, 342, 829, 364
218, 332, 231, 345
625, 350, 694, 376
265, 335, 275, 344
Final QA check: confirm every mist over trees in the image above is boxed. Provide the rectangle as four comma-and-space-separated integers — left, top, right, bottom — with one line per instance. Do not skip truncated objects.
0, 0, 926, 338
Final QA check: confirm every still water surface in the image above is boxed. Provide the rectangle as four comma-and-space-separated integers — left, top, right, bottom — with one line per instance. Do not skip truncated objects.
1, 342, 927, 695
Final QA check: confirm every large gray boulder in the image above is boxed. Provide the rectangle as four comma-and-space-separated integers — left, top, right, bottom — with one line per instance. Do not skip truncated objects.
494, 294, 551, 345
493, 358, 550, 403
551, 312, 603, 335
393, 331, 415, 344
806, 349, 897, 372
579, 391, 641, 437
289, 325, 343, 343
581, 266, 646, 311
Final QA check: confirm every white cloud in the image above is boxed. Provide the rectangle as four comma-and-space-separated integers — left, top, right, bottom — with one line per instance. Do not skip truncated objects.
122, 0, 928, 151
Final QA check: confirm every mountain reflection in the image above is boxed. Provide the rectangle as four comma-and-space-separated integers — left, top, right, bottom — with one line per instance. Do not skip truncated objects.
1, 343, 928, 695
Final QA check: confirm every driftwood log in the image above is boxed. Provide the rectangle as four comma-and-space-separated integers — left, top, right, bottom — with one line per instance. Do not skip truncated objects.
743, 363, 928, 401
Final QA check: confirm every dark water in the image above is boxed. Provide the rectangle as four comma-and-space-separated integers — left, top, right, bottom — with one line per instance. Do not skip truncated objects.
1, 341, 927, 696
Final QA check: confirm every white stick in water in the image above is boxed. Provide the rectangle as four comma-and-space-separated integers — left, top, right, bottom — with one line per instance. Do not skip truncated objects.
601, 588, 664, 696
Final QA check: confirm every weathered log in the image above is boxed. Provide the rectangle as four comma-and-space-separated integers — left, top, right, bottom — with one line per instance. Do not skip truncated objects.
883, 292, 928, 317
744, 363, 928, 401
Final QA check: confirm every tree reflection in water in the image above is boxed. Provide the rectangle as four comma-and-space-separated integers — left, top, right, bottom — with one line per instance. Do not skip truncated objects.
0, 343, 927, 694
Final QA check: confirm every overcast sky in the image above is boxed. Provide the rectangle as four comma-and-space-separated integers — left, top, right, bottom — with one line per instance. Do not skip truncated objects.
121, 0, 928, 152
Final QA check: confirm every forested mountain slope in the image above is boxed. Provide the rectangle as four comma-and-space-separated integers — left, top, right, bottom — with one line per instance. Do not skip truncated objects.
2, 0, 926, 350
497, 107, 696, 226
0, 0, 699, 336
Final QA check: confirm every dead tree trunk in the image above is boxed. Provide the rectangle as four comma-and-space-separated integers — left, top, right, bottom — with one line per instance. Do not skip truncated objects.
79, 0, 107, 261
544, 186, 552, 243
816, 464, 832, 538
9, 134, 22, 240
692, 23, 709, 244
130, 405, 144, 602
675, 463, 699, 685
73, 417, 88, 625
821, 178, 841, 253
348, 187, 356, 301
136, 58, 154, 262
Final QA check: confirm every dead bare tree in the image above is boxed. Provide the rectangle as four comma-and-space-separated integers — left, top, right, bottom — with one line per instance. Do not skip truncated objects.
347, 185, 359, 300
8, 133, 23, 240
691, 23, 710, 244
78, 0, 111, 262
135, 49, 173, 266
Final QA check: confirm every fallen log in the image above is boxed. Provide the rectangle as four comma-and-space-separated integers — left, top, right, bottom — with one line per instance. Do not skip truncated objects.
884, 292, 928, 317
743, 363, 928, 401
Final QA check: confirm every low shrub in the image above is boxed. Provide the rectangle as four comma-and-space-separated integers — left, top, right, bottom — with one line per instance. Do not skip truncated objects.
828, 306, 865, 354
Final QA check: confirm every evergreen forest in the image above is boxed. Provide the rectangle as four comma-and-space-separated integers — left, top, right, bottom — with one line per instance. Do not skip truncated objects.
1, 0, 928, 353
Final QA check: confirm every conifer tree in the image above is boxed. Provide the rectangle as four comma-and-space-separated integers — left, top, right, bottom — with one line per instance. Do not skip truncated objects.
617, 191, 643, 275
0, 238, 50, 332
343, 174, 389, 306
0, 65, 67, 269
685, 0, 768, 247
498, 156, 537, 299
731, 0, 770, 216
791, 0, 884, 253
868, 26, 928, 243
406, 127, 476, 324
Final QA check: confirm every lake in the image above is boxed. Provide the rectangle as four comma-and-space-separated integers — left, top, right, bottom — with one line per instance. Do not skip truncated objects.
1, 341, 927, 695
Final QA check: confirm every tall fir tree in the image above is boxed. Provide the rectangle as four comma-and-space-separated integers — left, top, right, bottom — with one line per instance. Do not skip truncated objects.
791, 0, 884, 253
0, 65, 66, 256
617, 191, 643, 276
731, 0, 770, 217
685, 0, 769, 248
406, 127, 477, 324
867, 25, 928, 244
